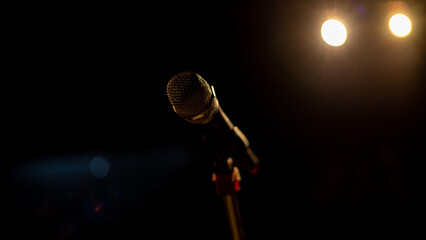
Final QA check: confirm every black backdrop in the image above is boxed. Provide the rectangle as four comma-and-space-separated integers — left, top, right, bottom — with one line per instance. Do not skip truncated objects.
6, 1, 426, 239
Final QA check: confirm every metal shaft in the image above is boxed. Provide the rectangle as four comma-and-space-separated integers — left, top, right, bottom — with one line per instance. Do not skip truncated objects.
222, 194, 245, 240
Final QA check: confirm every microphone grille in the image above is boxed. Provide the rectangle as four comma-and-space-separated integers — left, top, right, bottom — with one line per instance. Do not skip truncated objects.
167, 72, 212, 118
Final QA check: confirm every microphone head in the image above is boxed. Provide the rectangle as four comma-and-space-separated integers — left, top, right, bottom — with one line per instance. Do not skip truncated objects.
167, 72, 219, 124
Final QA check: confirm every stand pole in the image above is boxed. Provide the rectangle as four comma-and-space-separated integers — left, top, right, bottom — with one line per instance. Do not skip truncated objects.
222, 194, 245, 240
212, 158, 245, 240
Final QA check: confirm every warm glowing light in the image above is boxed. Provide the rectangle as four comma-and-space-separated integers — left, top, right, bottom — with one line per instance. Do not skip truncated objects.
321, 19, 347, 47
94, 203, 104, 212
389, 13, 412, 38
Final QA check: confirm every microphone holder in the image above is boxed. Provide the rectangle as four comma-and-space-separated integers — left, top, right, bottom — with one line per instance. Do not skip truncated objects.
211, 156, 245, 240
199, 101, 257, 240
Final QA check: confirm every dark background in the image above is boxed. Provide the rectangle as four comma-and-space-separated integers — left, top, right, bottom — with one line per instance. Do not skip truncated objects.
6, 0, 426, 239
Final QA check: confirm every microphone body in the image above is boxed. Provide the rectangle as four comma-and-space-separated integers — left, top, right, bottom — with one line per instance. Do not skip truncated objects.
167, 72, 259, 174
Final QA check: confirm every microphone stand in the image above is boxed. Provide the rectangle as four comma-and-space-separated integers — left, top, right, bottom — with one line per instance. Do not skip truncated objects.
197, 88, 258, 240
167, 75, 257, 239
212, 157, 245, 240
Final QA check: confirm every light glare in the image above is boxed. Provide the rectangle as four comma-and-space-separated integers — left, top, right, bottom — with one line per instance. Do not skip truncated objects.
389, 13, 412, 38
321, 19, 347, 47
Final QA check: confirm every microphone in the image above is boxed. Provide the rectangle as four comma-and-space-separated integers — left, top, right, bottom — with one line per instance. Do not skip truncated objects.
167, 72, 259, 174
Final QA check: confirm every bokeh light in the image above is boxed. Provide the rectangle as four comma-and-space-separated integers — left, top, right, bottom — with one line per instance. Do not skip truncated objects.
90, 156, 110, 179
389, 13, 412, 38
321, 19, 347, 47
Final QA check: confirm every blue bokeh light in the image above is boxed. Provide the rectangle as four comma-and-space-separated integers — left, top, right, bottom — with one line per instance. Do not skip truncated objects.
89, 156, 110, 179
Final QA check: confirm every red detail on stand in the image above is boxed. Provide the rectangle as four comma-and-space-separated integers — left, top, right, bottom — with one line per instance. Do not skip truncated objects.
212, 167, 241, 196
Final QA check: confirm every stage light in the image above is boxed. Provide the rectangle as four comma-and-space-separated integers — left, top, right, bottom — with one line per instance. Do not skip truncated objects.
389, 13, 412, 38
321, 19, 347, 47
